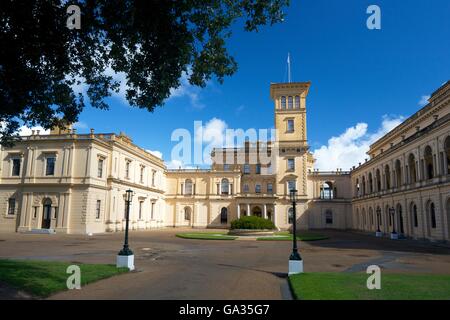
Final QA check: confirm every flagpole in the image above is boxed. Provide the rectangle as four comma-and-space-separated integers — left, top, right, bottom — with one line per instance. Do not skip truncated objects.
287, 53, 291, 83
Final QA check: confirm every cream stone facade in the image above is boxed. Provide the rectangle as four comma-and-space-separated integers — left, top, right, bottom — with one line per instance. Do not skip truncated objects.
1, 80, 449, 242
351, 81, 450, 241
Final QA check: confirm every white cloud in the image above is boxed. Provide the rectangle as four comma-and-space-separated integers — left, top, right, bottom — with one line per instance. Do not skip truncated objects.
418, 95, 430, 106
18, 125, 50, 136
312, 115, 404, 171
165, 159, 196, 170
73, 121, 89, 131
145, 149, 163, 159
169, 71, 206, 109
195, 117, 229, 147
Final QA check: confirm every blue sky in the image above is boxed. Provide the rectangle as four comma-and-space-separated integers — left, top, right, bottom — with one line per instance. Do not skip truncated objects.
55, 0, 450, 170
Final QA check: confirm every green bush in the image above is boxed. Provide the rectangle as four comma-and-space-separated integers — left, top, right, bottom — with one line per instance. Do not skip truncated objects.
230, 215, 276, 230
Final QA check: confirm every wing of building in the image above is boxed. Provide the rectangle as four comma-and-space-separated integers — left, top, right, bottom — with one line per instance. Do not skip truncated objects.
1, 81, 449, 242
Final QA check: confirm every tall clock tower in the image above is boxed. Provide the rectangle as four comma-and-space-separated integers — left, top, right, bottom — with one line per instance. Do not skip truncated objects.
270, 81, 312, 229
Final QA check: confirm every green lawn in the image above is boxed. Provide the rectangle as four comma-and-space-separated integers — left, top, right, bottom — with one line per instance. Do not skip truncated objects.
257, 232, 329, 241
176, 232, 238, 240
0, 259, 128, 298
289, 272, 450, 300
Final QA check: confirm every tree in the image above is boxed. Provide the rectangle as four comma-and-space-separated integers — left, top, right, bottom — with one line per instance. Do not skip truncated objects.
0, 0, 289, 145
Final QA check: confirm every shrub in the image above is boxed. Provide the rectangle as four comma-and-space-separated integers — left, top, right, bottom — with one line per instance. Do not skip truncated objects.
230, 215, 276, 230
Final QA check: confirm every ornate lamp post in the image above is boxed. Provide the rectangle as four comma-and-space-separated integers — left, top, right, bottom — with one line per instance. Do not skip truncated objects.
375, 207, 382, 237
288, 189, 303, 275
389, 206, 398, 240
116, 189, 135, 270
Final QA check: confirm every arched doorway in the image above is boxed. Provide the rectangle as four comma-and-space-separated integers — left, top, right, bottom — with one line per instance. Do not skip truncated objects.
397, 204, 404, 235
445, 137, 450, 175
42, 198, 52, 229
252, 206, 262, 218
446, 198, 450, 240
410, 202, 418, 236
220, 207, 228, 224
184, 207, 191, 225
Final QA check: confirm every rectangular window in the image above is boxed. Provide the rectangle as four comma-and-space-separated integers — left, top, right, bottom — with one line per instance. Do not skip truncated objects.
96, 200, 101, 219
288, 180, 296, 193
255, 184, 261, 193
125, 161, 131, 179
243, 184, 249, 193
267, 183, 273, 194
33, 207, 38, 219
244, 164, 250, 174
287, 119, 294, 133
7, 198, 15, 215
152, 170, 156, 186
256, 164, 261, 174
223, 164, 230, 171
97, 158, 104, 178
287, 158, 295, 171
140, 166, 145, 183
151, 202, 155, 220
139, 201, 143, 220
45, 157, 56, 176
12, 158, 21, 176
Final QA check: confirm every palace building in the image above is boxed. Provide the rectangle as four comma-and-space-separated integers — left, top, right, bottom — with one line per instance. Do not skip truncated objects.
1, 80, 449, 242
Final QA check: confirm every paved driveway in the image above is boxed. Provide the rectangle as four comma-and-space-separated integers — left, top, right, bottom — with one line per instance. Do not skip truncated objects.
0, 229, 449, 299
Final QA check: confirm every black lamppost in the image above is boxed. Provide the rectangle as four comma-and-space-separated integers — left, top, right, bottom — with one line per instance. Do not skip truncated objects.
288, 189, 303, 274
119, 189, 134, 256
117, 189, 135, 270
376, 207, 382, 237
389, 206, 398, 240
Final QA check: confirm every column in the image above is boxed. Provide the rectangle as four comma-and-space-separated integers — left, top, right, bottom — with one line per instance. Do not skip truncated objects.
247, 203, 250, 216
263, 204, 267, 219
237, 203, 240, 219
273, 205, 277, 227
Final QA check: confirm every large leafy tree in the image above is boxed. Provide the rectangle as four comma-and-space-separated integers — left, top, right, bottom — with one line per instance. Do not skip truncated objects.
0, 0, 289, 145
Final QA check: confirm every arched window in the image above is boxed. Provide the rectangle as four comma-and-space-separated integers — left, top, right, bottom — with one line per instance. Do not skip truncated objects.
221, 178, 229, 195
220, 207, 228, 224
320, 182, 334, 199
184, 207, 191, 221
325, 210, 333, 225
424, 146, 434, 179
385, 165, 391, 189
376, 169, 381, 191
368, 173, 373, 193
430, 202, 436, 229
362, 176, 366, 195
408, 154, 417, 183
281, 96, 286, 109
355, 179, 360, 197
294, 96, 300, 109
369, 207, 374, 227
288, 207, 294, 224
395, 160, 402, 187
288, 96, 293, 109
356, 208, 360, 228
185, 179, 193, 195
445, 137, 450, 175
376, 206, 382, 228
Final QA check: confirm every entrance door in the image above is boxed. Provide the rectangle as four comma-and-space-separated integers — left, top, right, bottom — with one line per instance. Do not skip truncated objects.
42, 199, 52, 229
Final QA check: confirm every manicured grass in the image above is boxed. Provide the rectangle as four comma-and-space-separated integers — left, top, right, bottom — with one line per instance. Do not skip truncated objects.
289, 272, 450, 300
0, 259, 128, 298
257, 232, 329, 241
176, 232, 238, 240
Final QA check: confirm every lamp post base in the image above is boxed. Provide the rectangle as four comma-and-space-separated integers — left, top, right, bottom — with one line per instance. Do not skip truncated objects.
288, 259, 303, 275
116, 254, 135, 270
375, 231, 383, 237
390, 232, 398, 240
